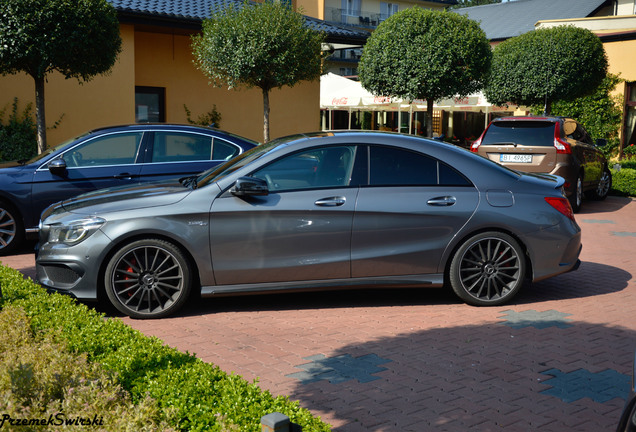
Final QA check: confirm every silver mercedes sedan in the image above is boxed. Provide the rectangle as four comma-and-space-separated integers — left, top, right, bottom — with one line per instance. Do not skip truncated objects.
36, 132, 581, 319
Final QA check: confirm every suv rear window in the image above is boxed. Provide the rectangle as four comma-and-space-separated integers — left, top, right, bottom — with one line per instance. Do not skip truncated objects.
482, 121, 555, 147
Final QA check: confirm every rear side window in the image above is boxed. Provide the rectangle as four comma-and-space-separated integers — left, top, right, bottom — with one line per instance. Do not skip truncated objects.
152, 132, 213, 162
482, 121, 556, 147
368, 146, 470, 187
212, 139, 241, 161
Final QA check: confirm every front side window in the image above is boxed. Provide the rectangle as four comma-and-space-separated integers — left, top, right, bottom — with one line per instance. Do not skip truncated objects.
63, 132, 143, 168
253, 146, 357, 192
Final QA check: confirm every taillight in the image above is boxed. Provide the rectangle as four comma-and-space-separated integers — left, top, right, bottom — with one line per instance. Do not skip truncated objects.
545, 197, 575, 222
470, 133, 484, 152
554, 122, 572, 154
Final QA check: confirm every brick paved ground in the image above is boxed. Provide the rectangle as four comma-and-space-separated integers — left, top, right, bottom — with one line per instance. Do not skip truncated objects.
2, 196, 634, 431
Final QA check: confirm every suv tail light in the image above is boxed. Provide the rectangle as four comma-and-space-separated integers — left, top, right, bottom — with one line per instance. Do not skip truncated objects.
545, 197, 575, 222
553, 122, 572, 154
470, 132, 485, 152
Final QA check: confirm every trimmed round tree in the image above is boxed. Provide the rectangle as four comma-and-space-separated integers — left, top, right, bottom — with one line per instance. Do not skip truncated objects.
358, 8, 491, 137
192, 1, 325, 143
0, 0, 122, 153
486, 25, 608, 115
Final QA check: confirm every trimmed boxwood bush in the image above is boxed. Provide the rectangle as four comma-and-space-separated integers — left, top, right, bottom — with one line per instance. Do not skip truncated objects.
611, 167, 636, 197
0, 266, 330, 431
0, 306, 174, 431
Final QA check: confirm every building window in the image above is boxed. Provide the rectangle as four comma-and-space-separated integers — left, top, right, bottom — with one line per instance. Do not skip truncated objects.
380, 3, 398, 21
341, 0, 361, 23
135, 86, 165, 123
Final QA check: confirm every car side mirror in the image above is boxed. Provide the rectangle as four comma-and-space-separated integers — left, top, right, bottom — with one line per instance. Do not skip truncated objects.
48, 158, 67, 176
595, 138, 607, 147
230, 176, 269, 197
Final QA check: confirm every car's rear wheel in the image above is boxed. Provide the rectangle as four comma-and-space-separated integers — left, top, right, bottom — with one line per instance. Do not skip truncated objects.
569, 173, 583, 213
104, 239, 192, 319
0, 201, 24, 256
449, 232, 526, 306
587, 167, 612, 201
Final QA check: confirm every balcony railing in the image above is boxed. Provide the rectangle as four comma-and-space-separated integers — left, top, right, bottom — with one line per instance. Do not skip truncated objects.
325, 7, 385, 28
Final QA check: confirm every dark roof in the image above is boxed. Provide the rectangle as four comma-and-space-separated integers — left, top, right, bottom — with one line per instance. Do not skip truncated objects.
455, 0, 610, 41
109, 0, 370, 44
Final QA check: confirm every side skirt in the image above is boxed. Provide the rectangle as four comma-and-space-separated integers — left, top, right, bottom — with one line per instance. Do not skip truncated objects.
200, 274, 445, 297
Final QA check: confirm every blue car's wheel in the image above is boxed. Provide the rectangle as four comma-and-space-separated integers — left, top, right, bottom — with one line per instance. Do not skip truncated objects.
0, 201, 23, 256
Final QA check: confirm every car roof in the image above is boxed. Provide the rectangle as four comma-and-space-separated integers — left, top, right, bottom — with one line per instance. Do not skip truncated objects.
491, 116, 572, 123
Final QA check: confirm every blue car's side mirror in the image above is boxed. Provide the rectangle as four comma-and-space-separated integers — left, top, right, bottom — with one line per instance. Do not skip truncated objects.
48, 158, 67, 176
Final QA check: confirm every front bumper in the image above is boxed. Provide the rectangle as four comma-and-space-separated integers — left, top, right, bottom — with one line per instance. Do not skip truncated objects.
36, 229, 112, 300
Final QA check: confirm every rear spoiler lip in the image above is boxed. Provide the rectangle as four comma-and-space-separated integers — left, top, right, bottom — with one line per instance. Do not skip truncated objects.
518, 171, 566, 189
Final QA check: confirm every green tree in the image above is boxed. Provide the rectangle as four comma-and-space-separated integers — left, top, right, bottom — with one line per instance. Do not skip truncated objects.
451, 0, 502, 9
192, 1, 325, 143
0, 0, 122, 153
358, 8, 491, 137
531, 73, 623, 158
486, 26, 608, 115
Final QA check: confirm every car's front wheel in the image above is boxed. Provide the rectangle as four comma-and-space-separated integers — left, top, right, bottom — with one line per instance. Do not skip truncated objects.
104, 238, 192, 319
449, 232, 526, 306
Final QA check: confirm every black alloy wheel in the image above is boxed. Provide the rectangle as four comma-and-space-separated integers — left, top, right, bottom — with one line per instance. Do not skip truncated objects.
105, 239, 192, 319
449, 232, 526, 306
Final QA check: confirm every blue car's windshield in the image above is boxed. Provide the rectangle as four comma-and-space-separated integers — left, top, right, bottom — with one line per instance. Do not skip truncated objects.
26, 132, 90, 164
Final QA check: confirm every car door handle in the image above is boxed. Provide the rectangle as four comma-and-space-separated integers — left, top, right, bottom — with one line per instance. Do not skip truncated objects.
114, 173, 134, 180
427, 196, 456, 206
315, 196, 346, 207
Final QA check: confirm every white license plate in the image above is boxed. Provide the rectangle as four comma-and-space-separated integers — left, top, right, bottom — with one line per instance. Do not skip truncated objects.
500, 154, 532, 163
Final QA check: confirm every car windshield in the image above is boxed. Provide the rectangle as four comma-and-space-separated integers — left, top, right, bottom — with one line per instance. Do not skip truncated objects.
482, 121, 556, 147
26, 132, 90, 164
196, 135, 304, 187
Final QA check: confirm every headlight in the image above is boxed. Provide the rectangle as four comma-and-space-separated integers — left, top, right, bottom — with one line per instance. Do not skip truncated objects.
45, 217, 105, 246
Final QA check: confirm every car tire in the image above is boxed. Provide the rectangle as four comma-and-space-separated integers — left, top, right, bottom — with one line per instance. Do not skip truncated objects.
569, 173, 583, 213
588, 167, 612, 201
449, 231, 526, 306
0, 200, 24, 256
104, 238, 192, 319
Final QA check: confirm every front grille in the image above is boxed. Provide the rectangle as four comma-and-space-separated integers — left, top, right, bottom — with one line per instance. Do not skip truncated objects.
42, 264, 81, 285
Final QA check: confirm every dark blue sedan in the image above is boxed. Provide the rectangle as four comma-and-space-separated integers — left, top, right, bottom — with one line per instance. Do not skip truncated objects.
0, 124, 257, 254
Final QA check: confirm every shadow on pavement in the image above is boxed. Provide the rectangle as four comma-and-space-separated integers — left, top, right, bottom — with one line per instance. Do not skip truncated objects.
285, 319, 633, 431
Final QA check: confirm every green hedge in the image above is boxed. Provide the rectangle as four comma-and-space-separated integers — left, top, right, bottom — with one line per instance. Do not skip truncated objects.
611, 167, 636, 197
0, 266, 330, 431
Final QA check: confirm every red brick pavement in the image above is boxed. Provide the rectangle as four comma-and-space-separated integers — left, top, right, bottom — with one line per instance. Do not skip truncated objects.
2, 196, 635, 431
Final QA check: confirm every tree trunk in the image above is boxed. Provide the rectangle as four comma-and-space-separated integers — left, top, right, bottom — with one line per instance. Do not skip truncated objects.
34, 76, 47, 154
426, 98, 434, 138
543, 98, 552, 116
262, 87, 270, 144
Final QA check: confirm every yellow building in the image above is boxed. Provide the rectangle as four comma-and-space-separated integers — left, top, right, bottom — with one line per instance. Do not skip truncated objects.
0, 1, 368, 148
458, 0, 636, 151
296, 0, 455, 75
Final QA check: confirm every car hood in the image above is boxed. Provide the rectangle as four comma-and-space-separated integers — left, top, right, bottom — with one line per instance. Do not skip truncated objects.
53, 181, 193, 217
